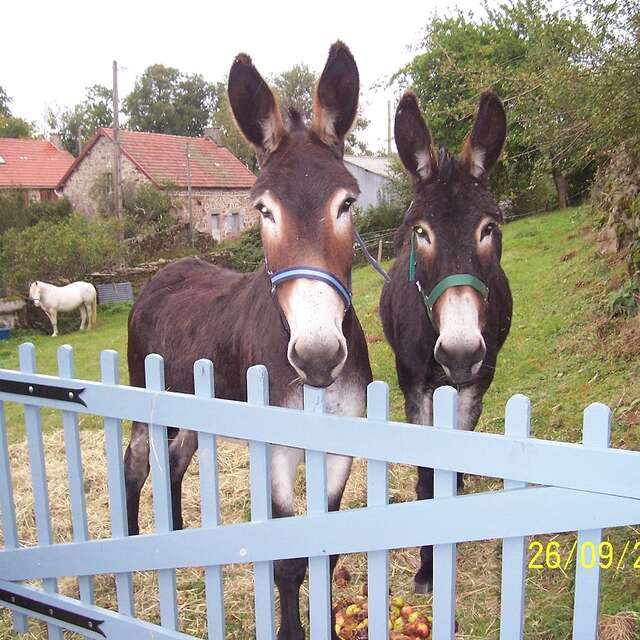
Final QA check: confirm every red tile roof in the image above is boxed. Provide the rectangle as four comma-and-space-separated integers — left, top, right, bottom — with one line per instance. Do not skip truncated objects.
59, 128, 256, 190
0, 139, 75, 189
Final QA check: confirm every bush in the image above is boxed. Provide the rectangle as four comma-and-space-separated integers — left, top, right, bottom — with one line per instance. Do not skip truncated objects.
0, 214, 124, 292
207, 224, 263, 272
609, 274, 640, 318
0, 191, 72, 235
123, 182, 177, 236
354, 200, 404, 236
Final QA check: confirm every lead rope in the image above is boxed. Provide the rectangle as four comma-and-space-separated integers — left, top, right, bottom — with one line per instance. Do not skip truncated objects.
353, 229, 391, 282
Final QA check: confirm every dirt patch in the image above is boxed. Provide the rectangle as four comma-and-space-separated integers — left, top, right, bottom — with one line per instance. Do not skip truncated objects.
560, 250, 577, 262
592, 315, 640, 361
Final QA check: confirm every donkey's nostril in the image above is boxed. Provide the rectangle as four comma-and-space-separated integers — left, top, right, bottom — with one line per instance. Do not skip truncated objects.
289, 336, 346, 387
434, 338, 486, 384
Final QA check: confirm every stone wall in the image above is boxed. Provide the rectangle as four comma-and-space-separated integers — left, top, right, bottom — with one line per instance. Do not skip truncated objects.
171, 188, 258, 239
594, 139, 640, 259
62, 137, 150, 217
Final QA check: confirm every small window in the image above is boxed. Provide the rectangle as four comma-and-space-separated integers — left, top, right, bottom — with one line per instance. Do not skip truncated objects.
0, 155, 5, 164
104, 173, 113, 197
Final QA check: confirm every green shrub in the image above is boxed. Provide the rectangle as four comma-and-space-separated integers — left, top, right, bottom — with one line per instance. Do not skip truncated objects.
207, 224, 263, 272
608, 274, 640, 318
124, 182, 177, 235
354, 200, 405, 236
0, 214, 124, 292
0, 191, 72, 235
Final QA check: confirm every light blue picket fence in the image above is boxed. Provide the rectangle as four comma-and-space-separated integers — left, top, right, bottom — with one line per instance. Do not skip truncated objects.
0, 342, 639, 640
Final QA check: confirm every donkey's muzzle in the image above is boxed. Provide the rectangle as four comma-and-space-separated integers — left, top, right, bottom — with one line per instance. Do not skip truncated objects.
434, 339, 486, 384
288, 336, 347, 388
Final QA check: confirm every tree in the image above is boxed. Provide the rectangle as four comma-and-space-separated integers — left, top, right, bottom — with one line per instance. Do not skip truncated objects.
271, 64, 317, 121
272, 64, 370, 155
47, 85, 112, 154
0, 116, 34, 138
394, 0, 596, 209
212, 62, 372, 169
0, 86, 34, 138
0, 87, 10, 117
123, 65, 218, 137
210, 81, 257, 170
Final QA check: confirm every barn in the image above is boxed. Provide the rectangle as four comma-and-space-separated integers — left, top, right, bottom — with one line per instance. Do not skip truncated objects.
343, 155, 392, 211
58, 128, 257, 240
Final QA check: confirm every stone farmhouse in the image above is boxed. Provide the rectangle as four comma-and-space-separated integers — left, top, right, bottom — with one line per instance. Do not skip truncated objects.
59, 128, 257, 240
0, 137, 74, 202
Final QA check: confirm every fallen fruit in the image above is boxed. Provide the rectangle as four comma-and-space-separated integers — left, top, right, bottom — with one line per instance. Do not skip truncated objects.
333, 592, 431, 638
334, 566, 352, 588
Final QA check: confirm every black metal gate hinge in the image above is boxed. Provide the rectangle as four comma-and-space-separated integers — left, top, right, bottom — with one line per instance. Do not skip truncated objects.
0, 587, 105, 636
0, 378, 87, 407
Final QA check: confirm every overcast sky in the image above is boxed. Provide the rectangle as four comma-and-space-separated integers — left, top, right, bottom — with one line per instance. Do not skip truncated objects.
3, 0, 482, 153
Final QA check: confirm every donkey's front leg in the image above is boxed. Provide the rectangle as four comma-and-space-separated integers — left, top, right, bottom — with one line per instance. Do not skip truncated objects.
167, 429, 198, 530
326, 453, 353, 640
124, 421, 150, 536
413, 385, 484, 593
271, 445, 306, 640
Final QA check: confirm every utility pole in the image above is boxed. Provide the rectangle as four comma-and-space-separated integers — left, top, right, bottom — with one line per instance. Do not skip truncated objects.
186, 143, 194, 247
112, 60, 123, 245
387, 100, 392, 156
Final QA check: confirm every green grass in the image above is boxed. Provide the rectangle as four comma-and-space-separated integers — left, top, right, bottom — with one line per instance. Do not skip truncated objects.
1, 206, 639, 638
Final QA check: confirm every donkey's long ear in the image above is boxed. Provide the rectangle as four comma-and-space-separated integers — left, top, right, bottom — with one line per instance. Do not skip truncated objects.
312, 41, 359, 155
228, 54, 285, 161
461, 91, 506, 178
394, 91, 436, 183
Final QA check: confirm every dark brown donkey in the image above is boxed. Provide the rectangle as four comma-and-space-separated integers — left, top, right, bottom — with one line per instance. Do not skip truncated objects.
380, 91, 512, 593
124, 42, 372, 640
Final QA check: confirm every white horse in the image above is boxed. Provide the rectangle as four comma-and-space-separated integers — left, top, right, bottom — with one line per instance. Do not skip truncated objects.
28, 281, 97, 337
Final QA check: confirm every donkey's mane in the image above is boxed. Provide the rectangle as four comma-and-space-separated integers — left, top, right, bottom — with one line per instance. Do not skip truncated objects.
286, 107, 306, 131
435, 146, 458, 183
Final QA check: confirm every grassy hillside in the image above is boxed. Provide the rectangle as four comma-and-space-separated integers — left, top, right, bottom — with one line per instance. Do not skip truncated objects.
1, 206, 639, 639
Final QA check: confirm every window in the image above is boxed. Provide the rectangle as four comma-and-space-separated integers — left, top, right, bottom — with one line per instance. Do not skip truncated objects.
104, 172, 113, 198
0, 155, 5, 165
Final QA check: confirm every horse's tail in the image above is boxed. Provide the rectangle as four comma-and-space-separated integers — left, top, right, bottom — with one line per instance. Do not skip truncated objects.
91, 291, 97, 327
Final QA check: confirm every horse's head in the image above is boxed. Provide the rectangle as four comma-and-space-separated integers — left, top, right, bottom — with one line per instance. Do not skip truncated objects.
394, 91, 507, 385
29, 281, 41, 307
229, 42, 360, 387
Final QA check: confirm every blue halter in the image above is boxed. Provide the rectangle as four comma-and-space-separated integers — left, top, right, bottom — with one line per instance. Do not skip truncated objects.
268, 266, 352, 310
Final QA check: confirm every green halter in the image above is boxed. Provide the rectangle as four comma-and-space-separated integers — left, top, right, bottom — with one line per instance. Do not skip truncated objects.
408, 230, 490, 324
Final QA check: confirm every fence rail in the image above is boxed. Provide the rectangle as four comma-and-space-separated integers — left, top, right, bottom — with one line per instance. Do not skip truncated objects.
0, 342, 639, 640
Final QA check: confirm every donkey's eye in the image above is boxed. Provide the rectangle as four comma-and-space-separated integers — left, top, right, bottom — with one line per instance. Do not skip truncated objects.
481, 222, 497, 239
414, 225, 431, 243
338, 197, 355, 217
256, 203, 274, 221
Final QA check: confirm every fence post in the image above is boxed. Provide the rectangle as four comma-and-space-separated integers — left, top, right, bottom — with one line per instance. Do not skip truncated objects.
145, 354, 179, 631
304, 385, 331, 640
432, 385, 458, 640
247, 365, 276, 640
100, 349, 135, 617
572, 402, 611, 640
57, 345, 93, 605
499, 394, 531, 640
367, 381, 390, 640
19, 342, 63, 640
193, 359, 226, 640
